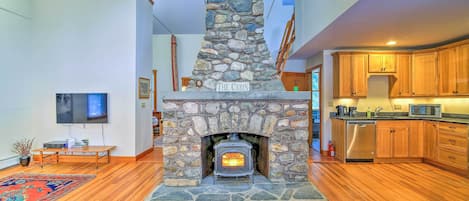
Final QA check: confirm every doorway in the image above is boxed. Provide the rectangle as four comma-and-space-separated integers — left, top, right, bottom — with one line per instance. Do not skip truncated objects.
307, 65, 321, 154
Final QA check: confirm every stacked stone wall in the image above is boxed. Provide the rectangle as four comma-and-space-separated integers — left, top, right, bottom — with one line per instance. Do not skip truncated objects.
188, 0, 284, 91
162, 99, 309, 186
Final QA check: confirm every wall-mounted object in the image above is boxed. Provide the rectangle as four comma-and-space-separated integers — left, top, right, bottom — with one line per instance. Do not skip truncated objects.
138, 77, 151, 99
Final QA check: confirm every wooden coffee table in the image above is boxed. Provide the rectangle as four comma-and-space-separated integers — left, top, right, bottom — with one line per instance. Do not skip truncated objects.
33, 146, 116, 169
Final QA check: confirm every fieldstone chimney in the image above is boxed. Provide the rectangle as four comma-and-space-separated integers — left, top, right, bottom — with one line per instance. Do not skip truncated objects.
187, 0, 284, 91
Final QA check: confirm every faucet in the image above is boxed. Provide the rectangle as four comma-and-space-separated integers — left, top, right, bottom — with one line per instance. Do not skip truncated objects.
374, 106, 383, 117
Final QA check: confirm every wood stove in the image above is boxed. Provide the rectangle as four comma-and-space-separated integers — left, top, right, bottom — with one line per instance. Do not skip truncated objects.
214, 133, 253, 181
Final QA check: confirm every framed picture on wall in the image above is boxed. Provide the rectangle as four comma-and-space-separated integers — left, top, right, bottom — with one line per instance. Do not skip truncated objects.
138, 77, 151, 99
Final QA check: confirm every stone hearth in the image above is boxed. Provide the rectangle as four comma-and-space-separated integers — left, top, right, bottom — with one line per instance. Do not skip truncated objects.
162, 92, 310, 186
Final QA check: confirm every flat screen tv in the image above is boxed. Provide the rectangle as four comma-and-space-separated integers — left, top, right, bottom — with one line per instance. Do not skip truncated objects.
56, 93, 108, 124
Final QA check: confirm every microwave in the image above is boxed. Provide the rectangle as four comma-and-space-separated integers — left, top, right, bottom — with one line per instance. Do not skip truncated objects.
409, 104, 442, 118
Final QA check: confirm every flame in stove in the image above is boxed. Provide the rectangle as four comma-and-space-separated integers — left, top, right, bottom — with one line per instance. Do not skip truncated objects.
222, 153, 245, 167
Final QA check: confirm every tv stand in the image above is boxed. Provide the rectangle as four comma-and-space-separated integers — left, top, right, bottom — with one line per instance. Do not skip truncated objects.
33, 146, 116, 169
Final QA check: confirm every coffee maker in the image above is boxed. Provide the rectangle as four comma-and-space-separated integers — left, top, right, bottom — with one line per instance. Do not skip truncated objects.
336, 105, 347, 116
348, 106, 357, 117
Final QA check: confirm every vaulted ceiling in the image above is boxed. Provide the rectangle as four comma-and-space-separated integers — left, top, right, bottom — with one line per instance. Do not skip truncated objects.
291, 0, 469, 58
151, 0, 469, 59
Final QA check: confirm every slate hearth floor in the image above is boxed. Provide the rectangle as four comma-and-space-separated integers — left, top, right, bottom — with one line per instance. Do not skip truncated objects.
146, 174, 327, 201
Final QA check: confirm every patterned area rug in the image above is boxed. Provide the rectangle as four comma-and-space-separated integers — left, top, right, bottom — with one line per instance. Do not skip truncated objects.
0, 173, 95, 201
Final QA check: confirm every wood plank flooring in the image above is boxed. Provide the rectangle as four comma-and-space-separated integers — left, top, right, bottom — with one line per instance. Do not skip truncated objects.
309, 163, 469, 201
1, 147, 468, 201
0, 148, 163, 201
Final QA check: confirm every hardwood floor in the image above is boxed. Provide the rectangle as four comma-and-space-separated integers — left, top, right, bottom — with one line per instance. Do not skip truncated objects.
309, 163, 469, 201
1, 147, 468, 201
0, 148, 163, 201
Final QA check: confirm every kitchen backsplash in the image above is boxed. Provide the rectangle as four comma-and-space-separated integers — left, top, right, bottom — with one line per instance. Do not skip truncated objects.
334, 76, 469, 114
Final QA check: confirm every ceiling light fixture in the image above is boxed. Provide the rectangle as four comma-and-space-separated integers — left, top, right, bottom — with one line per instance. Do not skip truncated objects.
386, 41, 397, 46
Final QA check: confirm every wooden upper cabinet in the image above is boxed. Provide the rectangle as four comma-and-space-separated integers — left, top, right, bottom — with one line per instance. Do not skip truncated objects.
412, 51, 438, 96
333, 53, 352, 97
456, 43, 469, 95
390, 53, 412, 97
369, 54, 396, 73
351, 54, 368, 97
333, 52, 368, 98
438, 48, 458, 96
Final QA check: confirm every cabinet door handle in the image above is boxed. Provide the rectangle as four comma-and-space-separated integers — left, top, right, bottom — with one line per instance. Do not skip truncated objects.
448, 156, 456, 160
448, 126, 456, 129
448, 139, 456, 145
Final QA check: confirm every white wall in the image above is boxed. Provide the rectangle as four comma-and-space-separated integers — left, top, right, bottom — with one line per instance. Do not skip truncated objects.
264, 0, 294, 59
0, 0, 33, 168
306, 51, 323, 68
152, 34, 204, 111
320, 50, 335, 151
30, 0, 138, 156
135, 0, 154, 155
293, 0, 357, 53
284, 59, 306, 72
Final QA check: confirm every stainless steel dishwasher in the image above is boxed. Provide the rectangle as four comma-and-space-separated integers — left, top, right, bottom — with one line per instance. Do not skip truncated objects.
346, 121, 376, 162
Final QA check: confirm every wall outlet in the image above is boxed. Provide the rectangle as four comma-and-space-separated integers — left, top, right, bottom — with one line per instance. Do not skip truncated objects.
141, 102, 146, 108
328, 101, 333, 107
393, 104, 402, 110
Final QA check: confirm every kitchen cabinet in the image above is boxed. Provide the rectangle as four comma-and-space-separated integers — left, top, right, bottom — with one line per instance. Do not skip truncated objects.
438, 47, 458, 96
437, 122, 468, 170
375, 121, 409, 158
333, 52, 368, 98
409, 121, 424, 157
389, 53, 412, 97
368, 54, 396, 73
331, 119, 346, 162
456, 43, 469, 95
412, 51, 438, 96
423, 121, 438, 161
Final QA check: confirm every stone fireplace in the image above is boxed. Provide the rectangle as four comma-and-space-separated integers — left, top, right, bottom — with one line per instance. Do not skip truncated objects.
162, 94, 309, 186
162, 0, 310, 186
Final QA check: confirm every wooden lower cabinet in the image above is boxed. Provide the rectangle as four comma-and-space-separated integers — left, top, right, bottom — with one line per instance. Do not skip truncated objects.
376, 121, 410, 159
437, 122, 468, 171
331, 119, 346, 162
409, 121, 424, 157
423, 121, 438, 161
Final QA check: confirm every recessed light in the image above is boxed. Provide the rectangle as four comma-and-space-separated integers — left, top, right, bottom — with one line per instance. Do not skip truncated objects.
386, 41, 397, 46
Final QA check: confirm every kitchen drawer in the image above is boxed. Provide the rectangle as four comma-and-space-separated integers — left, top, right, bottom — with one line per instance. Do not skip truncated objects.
439, 122, 468, 138
438, 148, 468, 170
376, 121, 410, 127
438, 133, 467, 153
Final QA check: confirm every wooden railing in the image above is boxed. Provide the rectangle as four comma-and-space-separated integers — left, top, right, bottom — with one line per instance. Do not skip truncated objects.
276, 13, 295, 76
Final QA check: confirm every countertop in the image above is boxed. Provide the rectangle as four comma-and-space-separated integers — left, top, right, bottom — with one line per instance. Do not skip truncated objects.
331, 115, 469, 124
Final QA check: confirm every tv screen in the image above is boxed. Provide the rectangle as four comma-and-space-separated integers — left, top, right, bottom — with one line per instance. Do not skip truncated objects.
56, 93, 108, 123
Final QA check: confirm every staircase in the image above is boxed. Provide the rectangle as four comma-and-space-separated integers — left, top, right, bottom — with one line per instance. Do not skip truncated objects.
275, 13, 295, 77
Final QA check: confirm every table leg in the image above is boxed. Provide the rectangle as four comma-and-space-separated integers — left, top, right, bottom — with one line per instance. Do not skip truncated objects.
95, 152, 99, 169
56, 152, 59, 164
107, 150, 110, 163
40, 151, 44, 168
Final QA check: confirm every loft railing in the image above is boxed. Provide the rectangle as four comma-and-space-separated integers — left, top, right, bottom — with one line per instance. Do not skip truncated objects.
276, 13, 295, 77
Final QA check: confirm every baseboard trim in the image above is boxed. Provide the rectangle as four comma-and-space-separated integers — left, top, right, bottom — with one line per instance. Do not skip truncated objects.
136, 147, 154, 161
0, 156, 19, 169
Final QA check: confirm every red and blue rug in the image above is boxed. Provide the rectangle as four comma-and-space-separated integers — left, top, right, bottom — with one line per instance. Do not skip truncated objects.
0, 173, 95, 201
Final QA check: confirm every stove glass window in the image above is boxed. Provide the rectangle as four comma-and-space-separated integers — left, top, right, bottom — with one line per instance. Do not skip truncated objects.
222, 152, 245, 167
